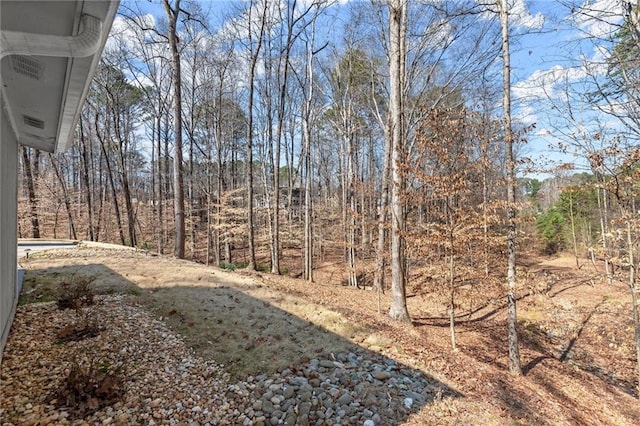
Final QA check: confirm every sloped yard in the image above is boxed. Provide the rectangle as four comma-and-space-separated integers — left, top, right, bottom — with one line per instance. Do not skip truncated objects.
1, 244, 639, 425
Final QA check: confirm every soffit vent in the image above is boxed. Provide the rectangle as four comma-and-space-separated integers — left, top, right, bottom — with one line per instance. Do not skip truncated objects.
23, 115, 45, 129
10, 55, 42, 80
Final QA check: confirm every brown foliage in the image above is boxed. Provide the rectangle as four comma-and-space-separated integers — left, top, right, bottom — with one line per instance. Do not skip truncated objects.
56, 322, 100, 343
57, 276, 95, 310
54, 357, 124, 419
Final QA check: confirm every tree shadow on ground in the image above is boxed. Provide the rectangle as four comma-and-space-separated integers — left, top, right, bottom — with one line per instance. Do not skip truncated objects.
456, 305, 637, 399
12, 264, 462, 424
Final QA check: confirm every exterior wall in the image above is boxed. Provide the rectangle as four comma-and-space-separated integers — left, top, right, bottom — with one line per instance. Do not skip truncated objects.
0, 103, 19, 361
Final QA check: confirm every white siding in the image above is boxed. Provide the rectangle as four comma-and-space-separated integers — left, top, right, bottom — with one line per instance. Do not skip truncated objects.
0, 103, 19, 361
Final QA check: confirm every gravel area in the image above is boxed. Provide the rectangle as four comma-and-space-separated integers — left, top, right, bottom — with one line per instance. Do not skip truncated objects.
1, 295, 442, 425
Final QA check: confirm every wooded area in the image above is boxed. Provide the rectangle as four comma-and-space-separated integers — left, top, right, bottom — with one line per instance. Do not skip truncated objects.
15, 0, 640, 390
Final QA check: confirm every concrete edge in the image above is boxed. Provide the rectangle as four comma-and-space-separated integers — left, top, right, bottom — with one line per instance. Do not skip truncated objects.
17, 265, 24, 293
78, 241, 137, 251
0, 271, 20, 367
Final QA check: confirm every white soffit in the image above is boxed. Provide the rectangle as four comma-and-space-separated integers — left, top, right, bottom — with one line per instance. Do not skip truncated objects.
0, 0, 119, 153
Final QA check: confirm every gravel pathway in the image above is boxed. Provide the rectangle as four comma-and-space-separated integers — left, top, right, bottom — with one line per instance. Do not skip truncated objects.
1, 295, 443, 425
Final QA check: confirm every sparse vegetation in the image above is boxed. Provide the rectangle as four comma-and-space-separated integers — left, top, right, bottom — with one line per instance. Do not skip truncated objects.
56, 305, 100, 343
57, 276, 95, 310
10, 246, 640, 426
53, 355, 124, 418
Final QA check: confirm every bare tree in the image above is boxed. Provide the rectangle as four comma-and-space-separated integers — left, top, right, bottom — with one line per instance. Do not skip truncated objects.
500, 0, 522, 375
163, 0, 186, 259
388, 0, 410, 322
296, 3, 327, 282
243, 0, 270, 270
78, 117, 94, 241
21, 146, 40, 238
48, 154, 78, 241
116, 10, 174, 254
92, 108, 126, 246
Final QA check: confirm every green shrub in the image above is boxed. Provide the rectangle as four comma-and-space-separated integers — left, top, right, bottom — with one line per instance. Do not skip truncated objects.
536, 207, 566, 254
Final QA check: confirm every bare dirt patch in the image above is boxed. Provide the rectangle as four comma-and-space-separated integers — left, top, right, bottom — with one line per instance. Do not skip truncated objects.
6, 244, 640, 425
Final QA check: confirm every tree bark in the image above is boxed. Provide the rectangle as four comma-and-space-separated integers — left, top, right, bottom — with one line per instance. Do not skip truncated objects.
21, 146, 41, 238
347, 132, 358, 288
388, 0, 410, 322
374, 123, 391, 295
215, 81, 224, 266
78, 118, 94, 241
568, 190, 579, 268
626, 219, 640, 397
109, 101, 137, 247
245, 0, 269, 271
302, 17, 319, 282
163, 0, 186, 259
500, 0, 522, 375
95, 115, 125, 246
447, 198, 457, 351
49, 154, 77, 240
596, 180, 612, 282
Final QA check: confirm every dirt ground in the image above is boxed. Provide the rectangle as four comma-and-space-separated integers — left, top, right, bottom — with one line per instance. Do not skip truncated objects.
11, 242, 640, 425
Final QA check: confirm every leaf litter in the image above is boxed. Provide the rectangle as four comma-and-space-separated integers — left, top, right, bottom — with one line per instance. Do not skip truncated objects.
2, 244, 640, 425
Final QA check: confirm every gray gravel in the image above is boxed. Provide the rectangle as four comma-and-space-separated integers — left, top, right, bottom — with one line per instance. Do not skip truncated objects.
237, 349, 438, 425
1, 295, 441, 425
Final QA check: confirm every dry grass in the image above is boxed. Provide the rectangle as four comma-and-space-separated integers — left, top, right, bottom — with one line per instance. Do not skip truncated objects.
17, 244, 640, 425
21, 246, 365, 381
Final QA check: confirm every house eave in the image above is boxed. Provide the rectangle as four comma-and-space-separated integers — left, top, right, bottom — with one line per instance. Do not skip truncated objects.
0, 0, 119, 153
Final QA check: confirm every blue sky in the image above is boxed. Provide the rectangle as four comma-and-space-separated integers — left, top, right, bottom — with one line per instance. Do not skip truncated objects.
508, 0, 628, 177
113, 0, 631, 178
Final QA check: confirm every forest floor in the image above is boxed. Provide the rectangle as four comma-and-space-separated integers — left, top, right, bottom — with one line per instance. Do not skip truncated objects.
3, 242, 640, 425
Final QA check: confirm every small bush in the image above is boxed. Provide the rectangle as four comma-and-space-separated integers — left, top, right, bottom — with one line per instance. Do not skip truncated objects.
56, 302, 101, 343
57, 276, 95, 310
219, 262, 239, 271
535, 208, 566, 255
55, 356, 124, 418
256, 263, 270, 273
220, 261, 275, 272
56, 321, 99, 343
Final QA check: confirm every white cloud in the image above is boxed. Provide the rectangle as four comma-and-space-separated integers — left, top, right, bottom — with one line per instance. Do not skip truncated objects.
510, 0, 545, 30
477, 0, 545, 30
513, 65, 578, 102
511, 38, 613, 125
103, 15, 174, 92
572, 0, 624, 38
535, 128, 552, 137
511, 64, 585, 124
107, 14, 158, 52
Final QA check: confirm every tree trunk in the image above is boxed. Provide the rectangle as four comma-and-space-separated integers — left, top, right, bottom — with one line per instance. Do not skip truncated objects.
447, 198, 457, 351
112, 118, 137, 247
95, 150, 105, 242
596, 180, 612, 282
500, 0, 522, 375
49, 154, 77, 240
156, 101, 164, 254
481, 130, 490, 277
21, 146, 41, 238
95, 117, 125, 246
79, 118, 94, 241
302, 17, 318, 282
626, 219, 640, 397
374, 123, 391, 295
163, 0, 186, 259
347, 134, 358, 288
244, 0, 268, 271
215, 87, 224, 266
388, 0, 410, 322
568, 191, 579, 268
